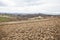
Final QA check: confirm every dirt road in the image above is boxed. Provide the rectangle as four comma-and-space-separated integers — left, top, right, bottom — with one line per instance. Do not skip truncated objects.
0, 18, 54, 25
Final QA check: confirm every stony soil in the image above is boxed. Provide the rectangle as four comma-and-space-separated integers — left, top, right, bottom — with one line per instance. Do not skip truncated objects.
0, 18, 60, 40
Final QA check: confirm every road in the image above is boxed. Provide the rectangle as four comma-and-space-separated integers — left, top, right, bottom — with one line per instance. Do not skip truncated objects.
0, 18, 56, 25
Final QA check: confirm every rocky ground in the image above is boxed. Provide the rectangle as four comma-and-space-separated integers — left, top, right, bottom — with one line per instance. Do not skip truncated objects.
0, 18, 60, 40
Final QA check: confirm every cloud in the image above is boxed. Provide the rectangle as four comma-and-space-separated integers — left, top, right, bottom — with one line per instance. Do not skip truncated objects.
0, 2, 6, 6
0, 0, 60, 15
0, 0, 16, 7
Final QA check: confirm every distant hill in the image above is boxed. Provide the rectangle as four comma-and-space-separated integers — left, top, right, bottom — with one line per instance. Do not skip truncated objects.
0, 13, 60, 21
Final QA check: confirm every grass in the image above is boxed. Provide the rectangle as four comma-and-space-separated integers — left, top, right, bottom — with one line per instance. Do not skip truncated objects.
0, 17, 11, 22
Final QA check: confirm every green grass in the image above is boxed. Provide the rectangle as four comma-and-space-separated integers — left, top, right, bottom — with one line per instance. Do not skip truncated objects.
0, 17, 11, 22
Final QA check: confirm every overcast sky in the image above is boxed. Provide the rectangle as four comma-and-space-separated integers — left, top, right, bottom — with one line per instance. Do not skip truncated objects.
0, 0, 60, 15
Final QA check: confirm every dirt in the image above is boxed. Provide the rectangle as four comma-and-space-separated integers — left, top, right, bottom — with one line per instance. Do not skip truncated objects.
0, 18, 60, 40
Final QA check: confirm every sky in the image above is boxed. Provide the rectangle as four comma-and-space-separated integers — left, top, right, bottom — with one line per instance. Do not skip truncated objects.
0, 0, 60, 15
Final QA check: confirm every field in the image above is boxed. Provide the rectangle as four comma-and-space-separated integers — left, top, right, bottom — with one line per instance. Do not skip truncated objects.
0, 16, 60, 40
0, 17, 12, 22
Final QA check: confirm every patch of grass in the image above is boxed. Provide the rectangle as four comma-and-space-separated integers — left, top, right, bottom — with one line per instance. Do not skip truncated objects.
0, 17, 11, 22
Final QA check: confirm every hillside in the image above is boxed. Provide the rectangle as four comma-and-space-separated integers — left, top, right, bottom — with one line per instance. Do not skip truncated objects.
0, 17, 60, 40
0, 13, 59, 22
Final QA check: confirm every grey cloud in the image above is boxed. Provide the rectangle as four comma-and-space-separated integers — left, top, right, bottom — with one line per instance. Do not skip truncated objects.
13, 0, 40, 2
22, 0, 39, 2
47, 6, 60, 12
12, 0, 42, 6
0, 0, 60, 15
0, 2, 6, 6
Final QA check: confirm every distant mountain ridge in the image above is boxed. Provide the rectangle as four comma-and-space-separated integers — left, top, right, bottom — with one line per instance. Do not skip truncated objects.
0, 13, 60, 18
